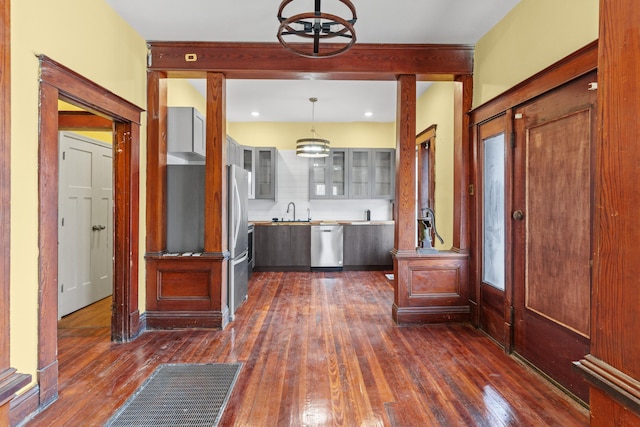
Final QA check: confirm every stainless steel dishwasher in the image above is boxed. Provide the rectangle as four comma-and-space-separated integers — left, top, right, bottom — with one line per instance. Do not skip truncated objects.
311, 224, 344, 268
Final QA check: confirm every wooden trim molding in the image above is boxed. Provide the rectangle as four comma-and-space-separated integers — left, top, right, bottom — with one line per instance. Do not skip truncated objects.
36, 56, 142, 413
575, 355, 640, 416
148, 42, 474, 80
57, 111, 113, 131
416, 124, 436, 215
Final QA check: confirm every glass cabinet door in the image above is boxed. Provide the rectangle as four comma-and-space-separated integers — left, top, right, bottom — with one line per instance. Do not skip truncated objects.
373, 149, 395, 198
255, 147, 276, 200
309, 157, 328, 198
349, 149, 371, 198
330, 150, 347, 198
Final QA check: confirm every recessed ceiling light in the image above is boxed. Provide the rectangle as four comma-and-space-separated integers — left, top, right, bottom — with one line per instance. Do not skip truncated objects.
251, 111, 260, 117
364, 111, 373, 117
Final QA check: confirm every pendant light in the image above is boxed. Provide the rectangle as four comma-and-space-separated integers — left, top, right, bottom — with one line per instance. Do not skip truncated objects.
277, 0, 357, 58
296, 97, 330, 158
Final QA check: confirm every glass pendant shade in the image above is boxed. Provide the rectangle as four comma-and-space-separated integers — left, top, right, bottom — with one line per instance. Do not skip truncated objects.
296, 97, 330, 157
296, 137, 330, 157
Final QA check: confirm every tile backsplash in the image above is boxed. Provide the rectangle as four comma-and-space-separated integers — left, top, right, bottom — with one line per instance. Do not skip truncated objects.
248, 150, 394, 222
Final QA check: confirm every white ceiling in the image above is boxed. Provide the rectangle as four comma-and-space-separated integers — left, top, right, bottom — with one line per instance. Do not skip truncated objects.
104, 0, 521, 122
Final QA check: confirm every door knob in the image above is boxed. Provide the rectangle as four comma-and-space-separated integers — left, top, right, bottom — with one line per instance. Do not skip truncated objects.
92, 225, 106, 231
512, 210, 524, 221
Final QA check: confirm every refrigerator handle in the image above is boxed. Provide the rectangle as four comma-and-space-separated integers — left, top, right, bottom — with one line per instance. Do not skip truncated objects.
233, 176, 242, 247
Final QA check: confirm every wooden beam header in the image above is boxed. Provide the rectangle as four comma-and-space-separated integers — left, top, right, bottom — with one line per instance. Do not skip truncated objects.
147, 42, 474, 81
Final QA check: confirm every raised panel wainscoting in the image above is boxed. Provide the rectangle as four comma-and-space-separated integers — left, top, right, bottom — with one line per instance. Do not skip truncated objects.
392, 251, 470, 324
145, 255, 229, 329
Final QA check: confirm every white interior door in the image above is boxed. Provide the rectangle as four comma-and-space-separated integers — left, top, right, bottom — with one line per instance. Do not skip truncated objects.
58, 132, 113, 318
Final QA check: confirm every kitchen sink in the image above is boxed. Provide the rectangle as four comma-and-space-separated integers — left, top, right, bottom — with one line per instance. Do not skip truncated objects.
270, 220, 311, 225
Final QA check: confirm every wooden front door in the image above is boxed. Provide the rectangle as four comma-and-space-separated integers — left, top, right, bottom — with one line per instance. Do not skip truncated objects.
512, 71, 597, 402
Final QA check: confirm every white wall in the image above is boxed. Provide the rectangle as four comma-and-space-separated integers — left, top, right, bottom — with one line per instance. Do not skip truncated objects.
248, 150, 393, 222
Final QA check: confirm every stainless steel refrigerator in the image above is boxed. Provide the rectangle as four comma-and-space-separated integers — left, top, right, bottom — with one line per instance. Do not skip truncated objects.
228, 164, 249, 319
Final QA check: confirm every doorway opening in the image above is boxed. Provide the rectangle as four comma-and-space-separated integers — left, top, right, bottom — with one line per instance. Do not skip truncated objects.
57, 115, 114, 320
37, 56, 142, 407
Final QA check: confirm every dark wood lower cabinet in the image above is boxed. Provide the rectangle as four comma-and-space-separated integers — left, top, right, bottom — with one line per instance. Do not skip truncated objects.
254, 223, 394, 271
343, 224, 394, 269
254, 225, 311, 271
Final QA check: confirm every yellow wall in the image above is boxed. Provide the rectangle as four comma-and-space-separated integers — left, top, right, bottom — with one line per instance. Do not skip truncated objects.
10, 0, 148, 389
227, 121, 395, 150
416, 82, 455, 250
168, 79, 207, 114
473, 0, 599, 107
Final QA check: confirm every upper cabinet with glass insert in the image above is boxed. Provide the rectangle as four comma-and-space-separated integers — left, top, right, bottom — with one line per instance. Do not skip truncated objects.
309, 149, 348, 199
309, 148, 395, 200
371, 149, 395, 199
255, 147, 278, 200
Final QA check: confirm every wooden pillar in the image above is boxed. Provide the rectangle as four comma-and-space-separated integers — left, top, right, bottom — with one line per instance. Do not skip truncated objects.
144, 71, 229, 330
392, 74, 470, 325
393, 75, 417, 253
0, 1, 32, 423
205, 72, 229, 322
575, 1, 640, 423
205, 73, 228, 254
453, 74, 473, 252
145, 71, 167, 255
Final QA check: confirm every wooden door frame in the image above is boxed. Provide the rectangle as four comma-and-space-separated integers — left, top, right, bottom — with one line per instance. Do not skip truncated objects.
416, 124, 436, 213
36, 56, 143, 408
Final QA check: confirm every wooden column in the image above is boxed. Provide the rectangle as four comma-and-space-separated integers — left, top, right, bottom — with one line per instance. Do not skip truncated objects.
205, 73, 228, 255
575, 1, 640, 423
0, 1, 32, 423
145, 71, 167, 255
392, 74, 470, 324
393, 75, 417, 253
144, 71, 229, 330
453, 75, 473, 252
205, 72, 229, 323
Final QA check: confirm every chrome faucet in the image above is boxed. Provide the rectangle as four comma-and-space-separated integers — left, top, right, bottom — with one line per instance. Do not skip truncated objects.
286, 202, 296, 221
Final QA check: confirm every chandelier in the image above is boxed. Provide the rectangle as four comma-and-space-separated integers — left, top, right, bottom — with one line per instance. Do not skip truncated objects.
277, 0, 357, 58
296, 97, 330, 158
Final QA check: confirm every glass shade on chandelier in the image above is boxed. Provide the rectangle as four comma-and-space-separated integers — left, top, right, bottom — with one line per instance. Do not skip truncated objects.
296, 97, 330, 158
296, 136, 330, 157
276, 0, 357, 58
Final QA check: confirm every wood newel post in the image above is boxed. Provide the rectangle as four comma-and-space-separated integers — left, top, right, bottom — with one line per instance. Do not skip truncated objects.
204, 73, 227, 254
393, 75, 417, 253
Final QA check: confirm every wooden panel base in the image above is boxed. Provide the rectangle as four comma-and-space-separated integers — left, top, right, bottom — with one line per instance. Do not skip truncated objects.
392, 250, 470, 324
145, 310, 228, 329
146, 255, 229, 329
37, 361, 58, 408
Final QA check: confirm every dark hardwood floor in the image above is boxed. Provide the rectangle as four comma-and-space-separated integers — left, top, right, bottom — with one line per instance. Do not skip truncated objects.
26, 271, 588, 426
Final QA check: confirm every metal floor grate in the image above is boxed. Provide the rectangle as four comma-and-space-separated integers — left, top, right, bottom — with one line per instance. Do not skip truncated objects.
105, 363, 242, 427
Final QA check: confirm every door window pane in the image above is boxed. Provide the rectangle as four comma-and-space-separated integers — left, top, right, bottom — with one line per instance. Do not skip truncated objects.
482, 134, 506, 290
